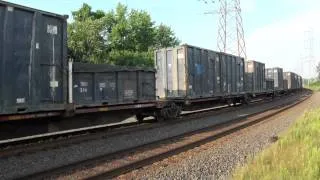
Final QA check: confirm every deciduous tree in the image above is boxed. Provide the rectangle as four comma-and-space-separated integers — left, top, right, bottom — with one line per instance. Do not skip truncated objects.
68, 3, 180, 67
154, 24, 180, 48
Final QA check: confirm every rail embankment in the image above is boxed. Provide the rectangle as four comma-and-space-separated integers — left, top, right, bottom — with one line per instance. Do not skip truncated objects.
233, 107, 320, 179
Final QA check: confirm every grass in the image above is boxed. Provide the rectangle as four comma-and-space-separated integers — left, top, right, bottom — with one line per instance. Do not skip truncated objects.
233, 108, 320, 180
306, 81, 320, 91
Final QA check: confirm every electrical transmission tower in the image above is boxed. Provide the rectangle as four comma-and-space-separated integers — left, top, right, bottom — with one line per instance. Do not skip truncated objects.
304, 29, 315, 85
200, 0, 247, 59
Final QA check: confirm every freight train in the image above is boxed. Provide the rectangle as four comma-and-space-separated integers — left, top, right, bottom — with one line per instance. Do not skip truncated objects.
0, 1, 303, 123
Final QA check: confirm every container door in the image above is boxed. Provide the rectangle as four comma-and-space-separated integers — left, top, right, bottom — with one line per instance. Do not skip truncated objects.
166, 50, 173, 97
177, 48, 186, 97
1, 8, 33, 111
155, 50, 166, 99
187, 47, 195, 97
38, 15, 64, 104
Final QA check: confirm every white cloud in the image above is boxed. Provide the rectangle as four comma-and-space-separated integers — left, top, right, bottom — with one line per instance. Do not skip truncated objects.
247, 10, 320, 78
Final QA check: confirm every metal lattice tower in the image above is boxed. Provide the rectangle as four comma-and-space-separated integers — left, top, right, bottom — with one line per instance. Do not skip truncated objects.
200, 0, 247, 59
234, 0, 247, 59
304, 29, 315, 83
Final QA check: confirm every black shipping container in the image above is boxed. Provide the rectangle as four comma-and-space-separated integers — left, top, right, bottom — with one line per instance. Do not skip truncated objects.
266, 67, 284, 90
283, 72, 298, 90
0, 1, 68, 114
155, 44, 245, 100
245, 60, 266, 93
72, 63, 156, 106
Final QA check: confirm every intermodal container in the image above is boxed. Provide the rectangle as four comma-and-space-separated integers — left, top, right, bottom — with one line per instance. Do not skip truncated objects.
155, 44, 245, 100
245, 60, 266, 93
0, 1, 68, 114
266, 67, 284, 90
72, 63, 156, 106
283, 72, 298, 90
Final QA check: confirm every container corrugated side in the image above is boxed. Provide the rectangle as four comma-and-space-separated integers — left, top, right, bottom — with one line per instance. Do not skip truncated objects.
73, 63, 155, 106
185, 45, 219, 98
155, 45, 222, 100
155, 45, 245, 100
220, 53, 228, 94
0, 1, 68, 115
219, 53, 245, 95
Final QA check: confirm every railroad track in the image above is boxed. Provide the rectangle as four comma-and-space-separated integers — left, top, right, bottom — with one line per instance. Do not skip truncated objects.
0, 96, 270, 154
16, 91, 310, 180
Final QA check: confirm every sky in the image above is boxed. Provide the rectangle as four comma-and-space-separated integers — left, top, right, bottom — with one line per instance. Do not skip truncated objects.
3, 0, 320, 78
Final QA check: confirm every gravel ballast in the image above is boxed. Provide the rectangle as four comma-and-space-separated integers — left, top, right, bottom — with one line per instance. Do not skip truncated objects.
0, 93, 312, 179
117, 92, 320, 180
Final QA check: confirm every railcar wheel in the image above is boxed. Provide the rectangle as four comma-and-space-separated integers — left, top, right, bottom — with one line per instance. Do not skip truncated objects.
243, 95, 250, 105
164, 102, 181, 119
232, 98, 238, 106
155, 111, 165, 122
154, 102, 181, 122
135, 114, 145, 123
227, 99, 233, 106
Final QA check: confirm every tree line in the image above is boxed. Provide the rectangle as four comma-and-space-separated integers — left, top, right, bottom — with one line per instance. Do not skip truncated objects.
68, 3, 180, 67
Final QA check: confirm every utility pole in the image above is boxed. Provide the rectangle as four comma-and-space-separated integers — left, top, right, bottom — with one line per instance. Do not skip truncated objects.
199, 0, 247, 59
